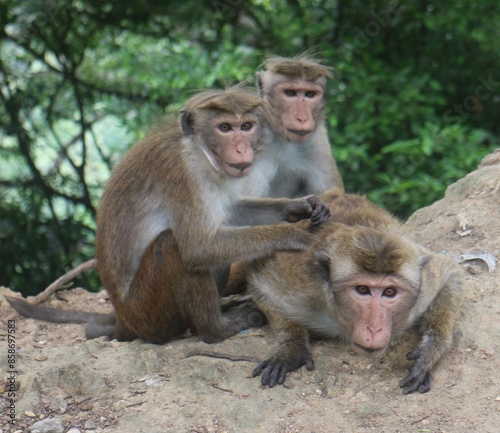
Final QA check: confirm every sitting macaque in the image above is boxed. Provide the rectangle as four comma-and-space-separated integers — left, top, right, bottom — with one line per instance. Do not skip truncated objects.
246, 53, 344, 198
248, 188, 464, 394
6, 87, 330, 344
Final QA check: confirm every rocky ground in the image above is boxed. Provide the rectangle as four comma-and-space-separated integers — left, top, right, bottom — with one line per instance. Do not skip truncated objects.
1, 150, 499, 433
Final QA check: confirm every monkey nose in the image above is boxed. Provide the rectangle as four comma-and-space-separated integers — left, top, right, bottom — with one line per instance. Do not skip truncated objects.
229, 162, 252, 172
367, 325, 383, 336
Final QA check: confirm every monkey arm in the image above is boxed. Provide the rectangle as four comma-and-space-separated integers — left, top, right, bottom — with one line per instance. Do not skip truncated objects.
253, 307, 313, 387
399, 255, 464, 394
231, 195, 330, 226
177, 223, 314, 271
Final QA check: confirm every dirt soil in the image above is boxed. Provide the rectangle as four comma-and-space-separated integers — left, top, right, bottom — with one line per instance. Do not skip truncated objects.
1, 150, 499, 433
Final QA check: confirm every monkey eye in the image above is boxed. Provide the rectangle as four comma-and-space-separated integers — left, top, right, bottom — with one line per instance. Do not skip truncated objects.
284, 89, 297, 97
240, 122, 254, 131
355, 285, 371, 296
218, 123, 232, 132
305, 90, 317, 98
383, 287, 397, 298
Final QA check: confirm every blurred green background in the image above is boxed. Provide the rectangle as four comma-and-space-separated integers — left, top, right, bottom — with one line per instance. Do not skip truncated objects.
1, 0, 498, 295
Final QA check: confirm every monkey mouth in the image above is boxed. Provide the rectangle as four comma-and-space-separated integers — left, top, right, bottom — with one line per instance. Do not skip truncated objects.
287, 129, 313, 137
352, 342, 387, 358
225, 162, 252, 176
286, 129, 313, 142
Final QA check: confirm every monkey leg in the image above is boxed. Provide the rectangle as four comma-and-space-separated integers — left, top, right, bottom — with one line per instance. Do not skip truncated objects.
109, 230, 193, 344
179, 271, 265, 344
223, 261, 250, 296
253, 307, 313, 387
111, 230, 263, 344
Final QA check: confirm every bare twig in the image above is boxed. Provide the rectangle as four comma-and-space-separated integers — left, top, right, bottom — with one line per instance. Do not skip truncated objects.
65, 396, 92, 411
126, 401, 146, 408
411, 414, 431, 425
85, 345, 99, 360
34, 378, 48, 416
208, 383, 234, 394
31, 259, 97, 304
183, 350, 260, 363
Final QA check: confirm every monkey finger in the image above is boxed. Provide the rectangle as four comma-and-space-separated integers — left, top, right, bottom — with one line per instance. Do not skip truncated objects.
284, 205, 314, 223
277, 366, 289, 386
309, 205, 331, 229
261, 363, 279, 387
267, 365, 283, 388
417, 372, 432, 393
399, 367, 431, 394
310, 208, 331, 227
253, 359, 271, 378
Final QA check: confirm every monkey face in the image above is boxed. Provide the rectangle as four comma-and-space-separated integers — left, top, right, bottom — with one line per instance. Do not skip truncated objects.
267, 78, 325, 143
333, 276, 419, 358
201, 113, 263, 177
314, 223, 422, 358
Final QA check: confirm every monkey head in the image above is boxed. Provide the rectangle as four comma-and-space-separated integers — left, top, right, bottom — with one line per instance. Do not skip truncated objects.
256, 55, 332, 143
180, 88, 272, 177
312, 223, 426, 358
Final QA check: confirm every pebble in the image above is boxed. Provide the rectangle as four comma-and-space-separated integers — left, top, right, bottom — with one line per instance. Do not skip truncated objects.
30, 417, 64, 433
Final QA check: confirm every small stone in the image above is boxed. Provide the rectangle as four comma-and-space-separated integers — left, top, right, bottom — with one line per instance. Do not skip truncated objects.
30, 417, 64, 433
84, 419, 97, 429
67, 429, 82, 433
25, 411, 36, 417
112, 400, 130, 412
466, 264, 483, 275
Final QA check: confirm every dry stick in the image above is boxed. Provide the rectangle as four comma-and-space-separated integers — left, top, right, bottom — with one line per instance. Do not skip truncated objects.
33, 378, 48, 416
31, 258, 97, 304
184, 349, 261, 363
126, 401, 146, 409
65, 396, 93, 412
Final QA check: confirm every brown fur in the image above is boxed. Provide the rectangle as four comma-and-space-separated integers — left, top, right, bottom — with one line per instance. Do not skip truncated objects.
248, 189, 464, 394
250, 55, 343, 198
8, 87, 331, 344
262, 53, 334, 82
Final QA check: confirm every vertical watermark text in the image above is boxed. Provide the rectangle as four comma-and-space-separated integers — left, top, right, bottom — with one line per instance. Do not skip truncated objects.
6, 319, 18, 425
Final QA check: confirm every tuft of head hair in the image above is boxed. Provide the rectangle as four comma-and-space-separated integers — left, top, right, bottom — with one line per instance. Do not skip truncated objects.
353, 229, 411, 274
181, 85, 268, 115
262, 53, 333, 81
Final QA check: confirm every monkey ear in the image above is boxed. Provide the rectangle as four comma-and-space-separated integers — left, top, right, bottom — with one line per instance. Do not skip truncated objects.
180, 110, 195, 136
255, 71, 264, 97
313, 249, 332, 283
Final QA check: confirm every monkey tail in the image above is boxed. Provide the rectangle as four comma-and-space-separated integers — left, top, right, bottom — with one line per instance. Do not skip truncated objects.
4, 295, 109, 324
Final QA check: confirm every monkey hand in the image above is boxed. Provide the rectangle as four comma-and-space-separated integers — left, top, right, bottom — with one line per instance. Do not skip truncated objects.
253, 345, 314, 388
283, 196, 330, 225
399, 346, 433, 394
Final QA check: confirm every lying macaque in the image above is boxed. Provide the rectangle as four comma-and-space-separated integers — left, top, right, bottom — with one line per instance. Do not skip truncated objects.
247, 189, 464, 394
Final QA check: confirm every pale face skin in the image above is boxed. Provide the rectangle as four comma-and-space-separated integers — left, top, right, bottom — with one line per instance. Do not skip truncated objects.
334, 274, 417, 358
267, 79, 325, 142
205, 113, 262, 177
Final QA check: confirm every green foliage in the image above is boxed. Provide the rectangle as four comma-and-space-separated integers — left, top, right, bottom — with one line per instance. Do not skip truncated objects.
0, 0, 498, 295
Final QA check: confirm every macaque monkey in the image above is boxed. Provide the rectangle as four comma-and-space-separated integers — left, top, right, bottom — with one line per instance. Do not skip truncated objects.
7, 87, 330, 344
248, 189, 464, 394
246, 54, 344, 198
